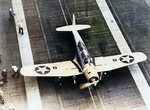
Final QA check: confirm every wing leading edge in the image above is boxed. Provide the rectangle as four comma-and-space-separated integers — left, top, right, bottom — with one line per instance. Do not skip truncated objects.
95, 52, 147, 72
21, 61, 82, 77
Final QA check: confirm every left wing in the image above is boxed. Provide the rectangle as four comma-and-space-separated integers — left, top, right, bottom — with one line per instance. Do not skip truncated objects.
95, 52, 147, 72
21, 61, 82, 77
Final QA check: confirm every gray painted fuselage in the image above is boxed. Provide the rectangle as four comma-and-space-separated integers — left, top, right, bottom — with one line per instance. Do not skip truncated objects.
72, 30, 93, 70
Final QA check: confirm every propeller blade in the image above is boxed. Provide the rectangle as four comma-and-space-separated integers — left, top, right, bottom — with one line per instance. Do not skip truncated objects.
80, 82, 93, 89
79, 81, 99, 89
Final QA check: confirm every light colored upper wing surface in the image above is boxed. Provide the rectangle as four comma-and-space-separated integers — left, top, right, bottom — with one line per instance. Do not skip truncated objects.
21, 61, 82, 77
95, 52, 147, 72
56, 25, 91, 31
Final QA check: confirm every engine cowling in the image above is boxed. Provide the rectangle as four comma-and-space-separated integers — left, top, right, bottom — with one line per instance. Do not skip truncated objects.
80, 63, 99, 89
83, 63, 99, 82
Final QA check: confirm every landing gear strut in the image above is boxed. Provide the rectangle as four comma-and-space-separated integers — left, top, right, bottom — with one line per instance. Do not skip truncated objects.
99, 72, 103, 81
54, 77, 62, 86
99, 71, 110, 83
72, 76, 76, 84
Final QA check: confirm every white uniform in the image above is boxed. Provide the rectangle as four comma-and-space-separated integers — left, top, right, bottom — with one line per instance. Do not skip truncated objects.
11, 66, 18, 72
11, 65, 19, 77
9, 103, 16, 110
0, 90, 3, 96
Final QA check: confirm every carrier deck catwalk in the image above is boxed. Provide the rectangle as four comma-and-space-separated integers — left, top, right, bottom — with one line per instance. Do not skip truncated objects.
2, 0, 149, 109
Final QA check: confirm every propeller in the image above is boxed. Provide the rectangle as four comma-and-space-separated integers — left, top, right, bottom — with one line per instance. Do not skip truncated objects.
79, 80, 99, 89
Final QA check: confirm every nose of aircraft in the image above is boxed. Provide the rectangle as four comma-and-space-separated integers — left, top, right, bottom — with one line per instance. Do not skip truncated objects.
89, 76, 99, 83
93, 81, 97, 86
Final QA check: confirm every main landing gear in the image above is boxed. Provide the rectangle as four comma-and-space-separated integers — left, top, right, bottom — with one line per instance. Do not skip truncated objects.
99, 71, 110, 83
54, 77, 62, 87
72, 76, 76, 84
54, 76, 77, 87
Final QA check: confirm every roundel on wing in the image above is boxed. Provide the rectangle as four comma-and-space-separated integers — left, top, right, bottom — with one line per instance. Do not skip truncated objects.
35, 66, 50, 75
119, 55, 134, 63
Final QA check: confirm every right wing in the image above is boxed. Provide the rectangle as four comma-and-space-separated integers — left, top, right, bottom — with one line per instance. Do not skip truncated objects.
94, 52, 147, 72
20, 61, 83, 77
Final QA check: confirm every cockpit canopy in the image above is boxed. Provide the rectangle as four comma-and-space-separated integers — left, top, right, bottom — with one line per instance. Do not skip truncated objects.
78, 41, 85, 51
78, 41, 93, 64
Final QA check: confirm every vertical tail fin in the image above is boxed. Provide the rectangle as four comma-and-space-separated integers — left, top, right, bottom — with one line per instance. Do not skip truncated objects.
56, 14, 91, 32
72, 14, 76, 25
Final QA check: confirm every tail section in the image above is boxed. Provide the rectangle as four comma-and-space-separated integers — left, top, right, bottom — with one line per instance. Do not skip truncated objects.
56, 14, 91, 32
72, 14, 76, 25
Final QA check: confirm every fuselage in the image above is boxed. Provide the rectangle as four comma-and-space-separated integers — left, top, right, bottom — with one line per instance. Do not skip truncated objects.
72, 30, 92, 68
72, 30, 99, 83
55, 16, 100, 86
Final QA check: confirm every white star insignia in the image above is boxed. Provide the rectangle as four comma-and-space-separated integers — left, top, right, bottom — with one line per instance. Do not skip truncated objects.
36, 66, 50, 74
120, 55, 134, 63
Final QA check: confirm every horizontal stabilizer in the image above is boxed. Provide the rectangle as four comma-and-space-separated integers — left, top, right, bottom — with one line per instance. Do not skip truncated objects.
56, 25, 91, 32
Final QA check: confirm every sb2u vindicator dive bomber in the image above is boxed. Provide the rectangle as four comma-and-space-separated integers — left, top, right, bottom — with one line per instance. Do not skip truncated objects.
21, 15, 147, 89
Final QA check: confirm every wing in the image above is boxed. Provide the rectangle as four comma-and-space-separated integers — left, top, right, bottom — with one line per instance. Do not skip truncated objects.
20, 61, 83, 77
94, 52, 147, 72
